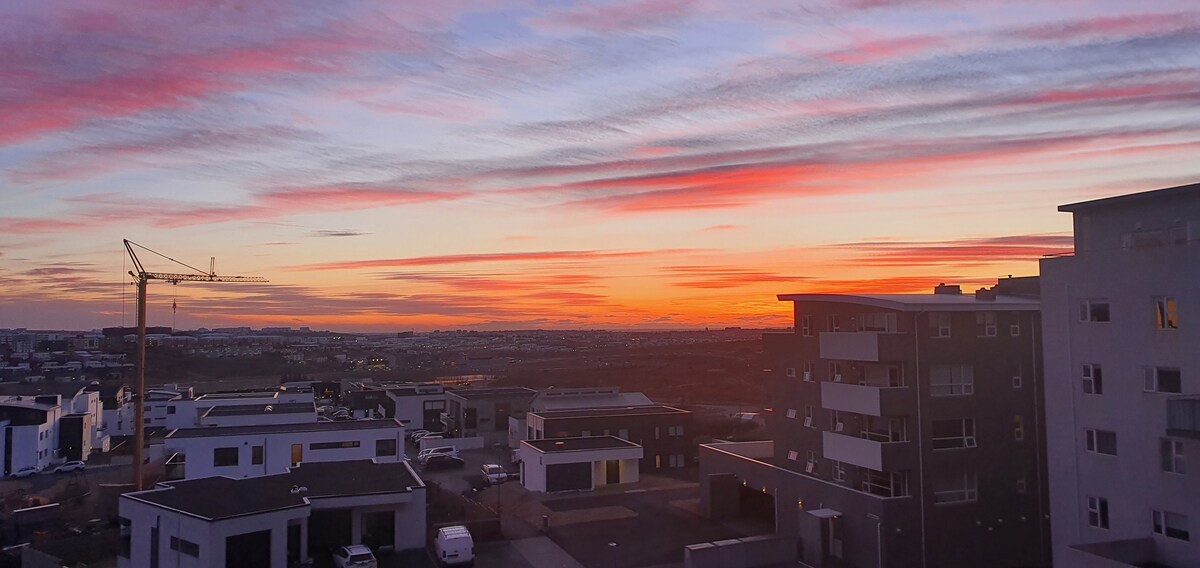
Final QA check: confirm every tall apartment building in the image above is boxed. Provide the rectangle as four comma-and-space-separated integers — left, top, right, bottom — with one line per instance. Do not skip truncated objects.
1041, 183, 1200, 567
700, 278, 1049, 568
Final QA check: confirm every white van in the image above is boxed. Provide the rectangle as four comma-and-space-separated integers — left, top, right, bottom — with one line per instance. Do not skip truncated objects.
435, 525, 474, 566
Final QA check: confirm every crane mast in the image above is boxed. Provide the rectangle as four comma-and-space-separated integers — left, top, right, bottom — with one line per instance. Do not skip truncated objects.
123, 239, 267, 491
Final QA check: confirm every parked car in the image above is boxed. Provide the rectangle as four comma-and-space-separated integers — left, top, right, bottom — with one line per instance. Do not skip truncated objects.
418, 446, 459, 461
422, 455, 465, 471
407, 429, 430, 442
436, 526, 475, 566
332, 544, 377, 568
418, 435, 444, 444
413, 431, 444, 442
53, 461, 86, 473
9, 466, 40, 478
480, 464, 509, 485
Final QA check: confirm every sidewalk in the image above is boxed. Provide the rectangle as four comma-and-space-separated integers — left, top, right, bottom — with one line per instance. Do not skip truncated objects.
511, 536, 587, 568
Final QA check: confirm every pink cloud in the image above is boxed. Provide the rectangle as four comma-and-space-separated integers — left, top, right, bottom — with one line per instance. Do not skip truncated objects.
529, 0, 696, 33
294, 248, 708, 271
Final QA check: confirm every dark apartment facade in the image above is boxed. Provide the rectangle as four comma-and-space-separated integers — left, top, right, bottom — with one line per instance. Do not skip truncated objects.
700, 278, 1050, 568
527, 405, 693, 471
443, 387, 536, 443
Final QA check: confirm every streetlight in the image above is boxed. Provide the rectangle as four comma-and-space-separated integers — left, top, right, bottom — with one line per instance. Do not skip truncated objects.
608, 542, 618, 568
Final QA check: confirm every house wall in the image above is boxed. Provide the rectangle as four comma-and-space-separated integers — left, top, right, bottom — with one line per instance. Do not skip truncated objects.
519, 442, 643, 493
534, 412, 693, 472
166, 426, 404, 480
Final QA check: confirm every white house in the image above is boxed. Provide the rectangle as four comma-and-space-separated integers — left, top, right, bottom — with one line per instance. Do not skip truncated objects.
0, 395, 61, 474
508, 387, 653, 449
164, 391, 315, 430
119, 459, 426, 568
519, 436, 642, 493
164, 419, 405, 480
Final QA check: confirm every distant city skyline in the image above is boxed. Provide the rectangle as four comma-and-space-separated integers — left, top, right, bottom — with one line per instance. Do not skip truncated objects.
2, 0, 1198, 331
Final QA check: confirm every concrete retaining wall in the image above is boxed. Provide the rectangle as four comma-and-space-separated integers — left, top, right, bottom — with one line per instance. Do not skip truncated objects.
684, 535, 798, 568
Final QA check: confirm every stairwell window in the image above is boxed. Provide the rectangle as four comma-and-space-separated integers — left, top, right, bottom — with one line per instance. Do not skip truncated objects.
930, 365, 974, 396
1085, 429, 1117, 456
1154, 296, 1178, 330
1080, 299, 1111, 322
1082, 363, 1103, 395
1145, 367, 1182, 393
1088, 497, 1110, 529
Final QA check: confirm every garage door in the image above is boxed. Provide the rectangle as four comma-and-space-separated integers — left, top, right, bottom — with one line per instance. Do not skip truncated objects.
546, 462, 591, 492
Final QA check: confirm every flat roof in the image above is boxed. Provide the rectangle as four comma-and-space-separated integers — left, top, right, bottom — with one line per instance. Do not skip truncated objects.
530, 405, 690, 420
194, 392, 280, 400
203, 403, 314, 417
1058, 181, 1200, 212
524, 436, 641, 453
450, 387, 537, 400
776, 294, 1039, 312
167, 418, 403, 439
124, 460, 421, 521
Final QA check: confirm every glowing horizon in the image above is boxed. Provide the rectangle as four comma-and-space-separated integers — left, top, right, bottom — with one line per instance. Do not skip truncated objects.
1, 0, 1197, 332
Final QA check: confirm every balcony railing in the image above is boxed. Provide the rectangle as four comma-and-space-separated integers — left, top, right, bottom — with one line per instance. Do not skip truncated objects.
821, 381, 913, 417
822, 430, 907, 471
819, 332, 907, 362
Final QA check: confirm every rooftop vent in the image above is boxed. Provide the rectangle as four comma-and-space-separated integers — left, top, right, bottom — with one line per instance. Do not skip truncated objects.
934, 283, 962, 295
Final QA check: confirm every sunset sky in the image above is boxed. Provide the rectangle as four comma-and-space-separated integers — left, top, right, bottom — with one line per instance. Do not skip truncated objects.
2, 0, 1198, 331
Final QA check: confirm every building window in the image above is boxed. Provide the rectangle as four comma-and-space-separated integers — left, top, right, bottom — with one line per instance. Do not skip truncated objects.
1144, 367, 1182, 394
118, 517, 131, 558
252, 445, 264, 465
1010, 323, 1020, 337
933, 470, 978, 504
1016, 476, 1027, 494
668, 426, 684, 437
655, 455, 662, 469
654, 427, 661, 440
1162, 439, 1186, 474
932, 418, 976, 450
802, 316, 812, 337
830, 410, 845, 432
786, 367, 797, 379
862, 469, 909, 498
170, 537, 200, 557
803, 361, 814, 382
1014, 415, 1025, 441
803, 406, 814, 428
805, 450, 818, 475
831, 460, 846, 482
786, 450, 798, 461
1153, 510, 1190, 541
829, 362, 844, 382
1012, 374, 1023, 389
1154, 296, 1178, 329
930, 365, 974, 396
828, 315, 841, 332
669, 454, 685, 468
1082, 363, 1103, 395
1085, 429, 1118, 455
213, 447, 239, 467
310, 440, 361, 450
976, 312, 997, 337
1088, 497, 1110, 529
1079, 299, 1111, 322
167, 406, 176, 415
376, 439, 397, 457
931, 313, 951, 338
785, 408, 797, 419
859, 313, 897, 332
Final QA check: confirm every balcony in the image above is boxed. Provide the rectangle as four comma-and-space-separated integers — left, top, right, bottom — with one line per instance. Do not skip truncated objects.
1167, 396, 1200, 439
822, 431, 907, 471
820, 382, 913, 417
819, 332, 907, 362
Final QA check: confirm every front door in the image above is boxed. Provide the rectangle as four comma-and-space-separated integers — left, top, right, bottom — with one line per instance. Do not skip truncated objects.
606, 460, 620, 484
291, 444, 303, 466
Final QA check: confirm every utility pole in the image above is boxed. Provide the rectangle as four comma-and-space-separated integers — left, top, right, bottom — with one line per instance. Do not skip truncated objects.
124, 240, 266, 491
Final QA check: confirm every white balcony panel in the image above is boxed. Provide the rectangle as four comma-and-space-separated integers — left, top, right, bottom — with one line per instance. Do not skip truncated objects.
819, 332, 881, 362
823, 431, 882, 471
821, 382, 882, 416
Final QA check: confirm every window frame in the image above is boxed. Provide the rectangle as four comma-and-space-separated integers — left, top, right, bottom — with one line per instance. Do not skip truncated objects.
1082, 363, 1103, 395
1153, 510, 1191, 541
1085, 429, 1118, 456
1079, 299, 1111, 322
976, 312, 998, 337
933, 471, 978, 504
931, 418, 977, 450
1088, 496, 1110, 529
801, 315, 813, 337
1153, 296, 1178, 330
930, 365, 975, 397
1144, 367, 1182, 394
931, 313, 952, 338
1162, 438, 1186, 474
213, 447, 239, 468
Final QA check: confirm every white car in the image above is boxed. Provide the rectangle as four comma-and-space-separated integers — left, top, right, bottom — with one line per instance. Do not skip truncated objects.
407, 429, 430, 441
54, 461, 86, 473
481, 464, 509, 485
9, 466, 40, 478
418, 447, 459, 464
332, 544, 377, 568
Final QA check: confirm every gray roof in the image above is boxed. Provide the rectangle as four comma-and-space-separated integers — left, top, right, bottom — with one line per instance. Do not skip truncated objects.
123, 460, 422, 521
203, 403, 315, 417
449, 387, 536, 400
776, 293, 1039, 312
524, 436, 641, 452
533, 391, 653, 412
531, 405, 690, 420
167, 418, 403, 439
1058, 181, 1200, 212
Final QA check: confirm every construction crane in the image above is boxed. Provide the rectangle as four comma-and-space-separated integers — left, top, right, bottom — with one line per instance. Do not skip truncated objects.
124, 239, 267, 491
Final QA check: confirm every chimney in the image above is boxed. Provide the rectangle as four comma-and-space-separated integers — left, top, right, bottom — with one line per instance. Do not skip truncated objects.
933, 283, 962, 295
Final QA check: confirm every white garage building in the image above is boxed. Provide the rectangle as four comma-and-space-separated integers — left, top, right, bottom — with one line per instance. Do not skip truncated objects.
520, 436, 642, 493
